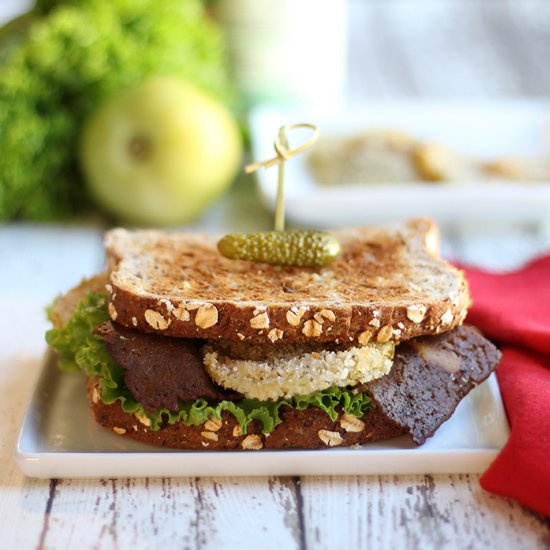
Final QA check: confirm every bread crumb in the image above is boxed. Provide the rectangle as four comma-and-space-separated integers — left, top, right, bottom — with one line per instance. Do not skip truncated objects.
376, 325, 393, 343
358, 330, 372, 346
268, 328, 284, 342
233, 425, 243, 437
135, 412, 151, 427
250, 312, 270, 329
302, 319, 322, 337
145, 309, 170, 330
286, 310, 301, 326
406, 305, 427, 324
440, 309, 454, 325
173, 306, 190, 322
241, 434, 263, 450
108, 302, 118, 321
204, 417, 222, 432
201, 431, 219, 441
318, 430, 343, 446
91, 386, 100, 404
195, 304, 218, 329
319, 309, 336, 322
340, 413, 365, 433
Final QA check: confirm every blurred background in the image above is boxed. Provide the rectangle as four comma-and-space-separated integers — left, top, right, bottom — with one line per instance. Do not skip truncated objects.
1, 0, 550, 248
348, 1, 550, 98
6, 1, 547, 99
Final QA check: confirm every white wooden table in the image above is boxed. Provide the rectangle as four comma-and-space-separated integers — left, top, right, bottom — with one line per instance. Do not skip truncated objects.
2, 1, 550, 548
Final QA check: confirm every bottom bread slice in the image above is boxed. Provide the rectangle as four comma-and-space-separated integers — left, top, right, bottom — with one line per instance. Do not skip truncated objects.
88, 378, 406, 450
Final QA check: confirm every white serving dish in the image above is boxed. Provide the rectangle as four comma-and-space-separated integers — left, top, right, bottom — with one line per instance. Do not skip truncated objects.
15, 349, 509, 479
250, 100, 550, 227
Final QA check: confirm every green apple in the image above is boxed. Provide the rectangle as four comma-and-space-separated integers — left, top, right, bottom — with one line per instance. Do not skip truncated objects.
80, 76, 242, 226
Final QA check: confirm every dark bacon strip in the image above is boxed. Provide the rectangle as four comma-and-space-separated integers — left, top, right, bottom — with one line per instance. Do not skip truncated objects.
365, 325, 501, 444
95, 322, 232, 412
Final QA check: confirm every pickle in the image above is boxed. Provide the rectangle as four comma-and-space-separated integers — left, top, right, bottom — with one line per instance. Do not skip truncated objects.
217, 231, 341, 267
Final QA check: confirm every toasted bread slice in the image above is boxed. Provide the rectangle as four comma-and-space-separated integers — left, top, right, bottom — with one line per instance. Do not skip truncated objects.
88, 376, 407, 450
49, 273, 109, 329
105, 218, 469, 345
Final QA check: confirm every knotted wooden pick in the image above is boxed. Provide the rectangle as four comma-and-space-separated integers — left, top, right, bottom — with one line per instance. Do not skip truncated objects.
245, 123, 319, 231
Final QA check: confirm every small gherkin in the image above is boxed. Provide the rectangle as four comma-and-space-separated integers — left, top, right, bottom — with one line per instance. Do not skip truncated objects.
217, 231, 341, 267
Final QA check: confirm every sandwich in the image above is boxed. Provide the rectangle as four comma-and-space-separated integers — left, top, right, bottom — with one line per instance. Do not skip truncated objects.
46, 218, 501, 450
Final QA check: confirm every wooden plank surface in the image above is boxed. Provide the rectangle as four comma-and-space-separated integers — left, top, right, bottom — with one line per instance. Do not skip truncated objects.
300, 475, 550, 549
5, 474, 550, 549
25, 477, 301, 549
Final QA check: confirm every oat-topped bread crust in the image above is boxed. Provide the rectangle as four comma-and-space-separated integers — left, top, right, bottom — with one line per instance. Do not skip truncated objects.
88, 378, 407, 450
50, 273, 109, 328
105, 218, 469, 345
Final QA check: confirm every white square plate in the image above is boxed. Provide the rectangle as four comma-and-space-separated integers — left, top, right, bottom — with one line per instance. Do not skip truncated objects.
15, 349, 509, 479
250, 100, 550, 227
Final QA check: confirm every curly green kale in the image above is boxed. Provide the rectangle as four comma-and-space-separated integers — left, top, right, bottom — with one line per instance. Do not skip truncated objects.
0, 0, 231, 220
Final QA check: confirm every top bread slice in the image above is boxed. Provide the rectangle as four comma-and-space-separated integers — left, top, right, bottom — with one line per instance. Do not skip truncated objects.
105, 218, 469, 345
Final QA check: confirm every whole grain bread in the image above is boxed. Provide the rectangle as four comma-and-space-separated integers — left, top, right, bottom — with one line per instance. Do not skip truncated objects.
88, 377, 407, 450
50, 273, 109, 328
105, 218, 469, 345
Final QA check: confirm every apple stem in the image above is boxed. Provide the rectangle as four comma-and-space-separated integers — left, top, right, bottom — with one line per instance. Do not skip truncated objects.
128, 135, 152, 162
245, 123, 319, 232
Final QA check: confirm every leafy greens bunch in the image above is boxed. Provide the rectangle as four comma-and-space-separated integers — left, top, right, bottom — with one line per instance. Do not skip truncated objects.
0, 0, 231, 220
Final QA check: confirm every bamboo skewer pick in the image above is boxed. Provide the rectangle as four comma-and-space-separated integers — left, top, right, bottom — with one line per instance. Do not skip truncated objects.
245, 123, 319, 232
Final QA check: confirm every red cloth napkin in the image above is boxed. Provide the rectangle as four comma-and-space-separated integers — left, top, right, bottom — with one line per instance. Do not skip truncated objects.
460, 256, 550, 517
